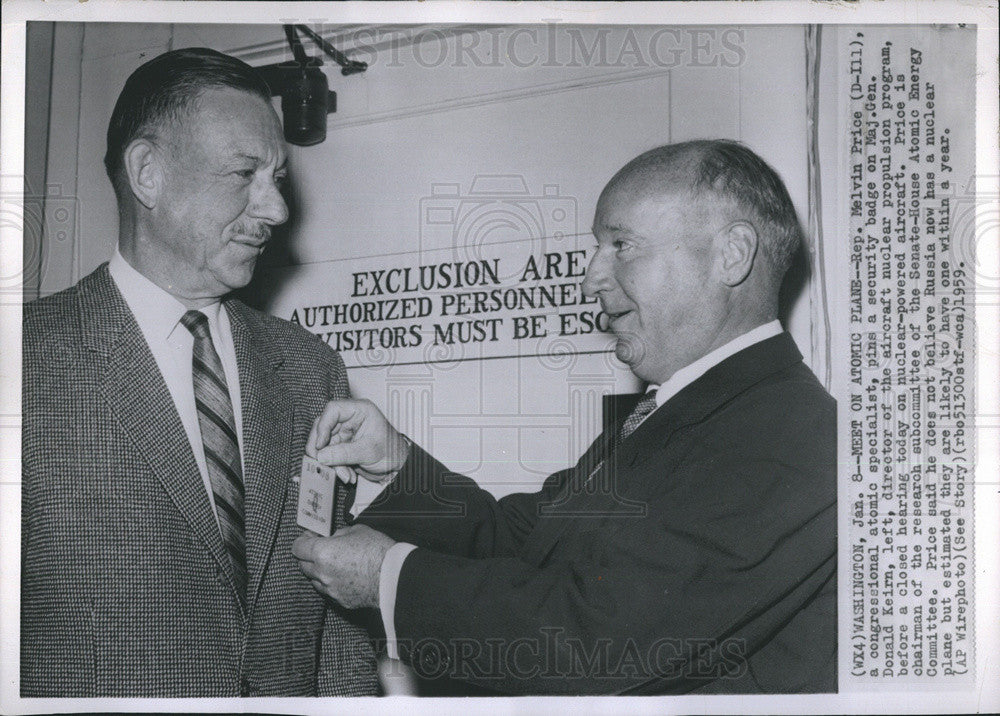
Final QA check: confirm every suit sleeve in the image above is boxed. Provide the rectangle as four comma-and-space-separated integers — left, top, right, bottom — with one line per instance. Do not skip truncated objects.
382, 409, 836, 695
355, 442, 581, 560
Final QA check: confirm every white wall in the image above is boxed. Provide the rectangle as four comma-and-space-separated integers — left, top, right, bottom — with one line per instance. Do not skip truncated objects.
37, 22, 812, 497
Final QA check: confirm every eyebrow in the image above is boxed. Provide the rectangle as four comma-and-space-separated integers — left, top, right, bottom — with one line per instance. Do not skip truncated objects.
232, 153, 262, 163
594, 221, 630, 234
232, 153, 288, 170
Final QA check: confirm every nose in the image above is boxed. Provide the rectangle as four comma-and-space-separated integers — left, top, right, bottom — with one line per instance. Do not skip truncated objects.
250, 176, 289, 226
582, 247, 611, 298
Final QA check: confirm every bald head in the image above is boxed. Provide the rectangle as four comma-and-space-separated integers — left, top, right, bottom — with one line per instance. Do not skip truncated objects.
599, 140, 802, 286
584, 140, 802, 383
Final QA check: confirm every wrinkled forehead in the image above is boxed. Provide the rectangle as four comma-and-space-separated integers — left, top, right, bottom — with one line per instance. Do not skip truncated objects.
163, 87, 286, 159
594, 180, 695, 229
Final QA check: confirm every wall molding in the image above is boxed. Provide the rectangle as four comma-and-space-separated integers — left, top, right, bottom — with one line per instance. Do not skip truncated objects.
223, 24, 672, 131
328, 66, 671, 130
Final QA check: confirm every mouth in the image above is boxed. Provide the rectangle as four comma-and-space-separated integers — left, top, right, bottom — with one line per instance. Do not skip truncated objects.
605, 308, 633, 323
232, 234, 270, 251
231, 224, 271, 248
231, 242, 267, 259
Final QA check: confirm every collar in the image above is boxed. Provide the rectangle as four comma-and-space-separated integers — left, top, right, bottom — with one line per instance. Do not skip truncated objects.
648, 320, 783, 406
612, 330, 805, 464
109, 249, 224, 341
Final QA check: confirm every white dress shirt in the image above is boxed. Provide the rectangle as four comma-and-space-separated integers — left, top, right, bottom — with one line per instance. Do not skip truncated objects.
357, 319, 783, 659
109, 249, 245, 524
645, 320, 783, 413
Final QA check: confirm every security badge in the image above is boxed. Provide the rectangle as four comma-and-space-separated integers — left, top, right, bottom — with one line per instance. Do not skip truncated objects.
296, 454, 338, 536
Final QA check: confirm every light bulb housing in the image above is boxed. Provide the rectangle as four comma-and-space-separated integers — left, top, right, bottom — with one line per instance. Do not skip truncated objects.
253, 24, 365, 147
281, 68, 330, 147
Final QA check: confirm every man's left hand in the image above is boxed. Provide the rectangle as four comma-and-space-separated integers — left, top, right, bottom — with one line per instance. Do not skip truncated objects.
292, 524, 395, 609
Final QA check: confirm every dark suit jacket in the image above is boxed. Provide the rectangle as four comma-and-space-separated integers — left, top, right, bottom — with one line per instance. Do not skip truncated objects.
359, 333, 836, 694
21, 264, 377, 697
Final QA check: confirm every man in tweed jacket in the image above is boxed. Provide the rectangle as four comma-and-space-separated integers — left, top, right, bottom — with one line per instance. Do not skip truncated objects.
21, 48, 376, 697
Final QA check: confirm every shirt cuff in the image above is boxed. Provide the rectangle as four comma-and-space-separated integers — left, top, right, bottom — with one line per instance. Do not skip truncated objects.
348, 435, 412, 518
379, 542, 418, 661
349, 475, 393, 518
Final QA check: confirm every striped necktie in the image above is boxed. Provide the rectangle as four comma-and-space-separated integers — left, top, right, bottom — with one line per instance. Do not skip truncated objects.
180, 310, 247, 607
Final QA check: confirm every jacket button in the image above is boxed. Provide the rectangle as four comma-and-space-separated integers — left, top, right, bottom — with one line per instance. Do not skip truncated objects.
421, 650, 449, 669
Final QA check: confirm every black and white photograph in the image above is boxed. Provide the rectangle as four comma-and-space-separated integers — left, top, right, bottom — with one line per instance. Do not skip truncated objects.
1, 1, 997, 713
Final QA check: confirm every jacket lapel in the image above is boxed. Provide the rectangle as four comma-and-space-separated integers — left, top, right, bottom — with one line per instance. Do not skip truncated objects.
524, 333, 806, 564
615, 333, 804, 470
226, 301, 293, 613
79, 266, 235, 591
520, 393, 643, 564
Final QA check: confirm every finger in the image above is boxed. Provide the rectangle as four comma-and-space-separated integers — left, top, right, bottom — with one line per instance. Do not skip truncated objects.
328, 427, 354, 446
316, 441, 368, 468
306, 417, 320, 458
298, 561, 318, 580
330, 525, 369, 540
311, 401, 359, 454
291, 531, 319, 561
308, 410, 329, 455
334, 465, 354, 484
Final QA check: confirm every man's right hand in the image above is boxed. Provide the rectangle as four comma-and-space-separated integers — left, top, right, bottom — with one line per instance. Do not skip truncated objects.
306, 399, 409, 482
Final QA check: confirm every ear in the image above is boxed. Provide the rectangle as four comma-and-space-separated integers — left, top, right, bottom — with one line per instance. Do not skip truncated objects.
717, 221, 758, 287
122, 139, 161, 210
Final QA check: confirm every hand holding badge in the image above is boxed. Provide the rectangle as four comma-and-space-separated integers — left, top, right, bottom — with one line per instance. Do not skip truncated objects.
297, 398, 410, 535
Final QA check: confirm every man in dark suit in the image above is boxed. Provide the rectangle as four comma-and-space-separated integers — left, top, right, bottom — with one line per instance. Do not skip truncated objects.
293, 140, 836, 694
21, 48, 376, 697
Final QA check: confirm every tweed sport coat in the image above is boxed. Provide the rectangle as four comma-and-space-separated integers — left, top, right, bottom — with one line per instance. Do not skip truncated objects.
358, 333, 837, 695
21, 264, 377, 697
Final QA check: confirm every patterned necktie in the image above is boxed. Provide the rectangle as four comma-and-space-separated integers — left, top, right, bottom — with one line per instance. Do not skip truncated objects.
615, 390, 660, 448
586, 390, 661, 487
180, 310, 247, 606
